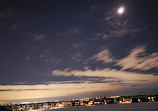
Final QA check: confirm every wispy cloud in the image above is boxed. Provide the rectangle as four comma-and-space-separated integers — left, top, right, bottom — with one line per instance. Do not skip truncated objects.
72, 53, 82, 62
72, 43, 84, 48
52, 67, 158, 94
95, 33, 109, 40
0, 82, 119, 101
24, 56, 31, 62
52, 68, 158, 83
72, 43, 78, 48
116, 46, 158, 71
58, 26, 81, 36
33, 33, 47, 42
93, 8, 143, 41
91, 49, 114, 63
88, 46, 158, 72
38, 49, 62, 65
39, 55, 62, 65
12, 82, 27, 85
0, 89, 50, 92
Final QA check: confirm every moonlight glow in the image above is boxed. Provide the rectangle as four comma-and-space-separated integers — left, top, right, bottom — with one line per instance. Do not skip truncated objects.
117, 7, 125, 14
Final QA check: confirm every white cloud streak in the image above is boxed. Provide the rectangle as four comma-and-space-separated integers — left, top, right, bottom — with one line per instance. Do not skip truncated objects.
52, 68, 158, 83
72, 54, 82, 62
91, 46, 158, 71
91, 49, 114, 63
0, 82, 119, 101
33, 33, 47, 42
58, 27, 80, 36
116, 46, 158, 70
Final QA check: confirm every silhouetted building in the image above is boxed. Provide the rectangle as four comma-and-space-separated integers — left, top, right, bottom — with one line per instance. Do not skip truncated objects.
139, 95, 149, 102
132, 97, 139, 103
106, 98, 114, 104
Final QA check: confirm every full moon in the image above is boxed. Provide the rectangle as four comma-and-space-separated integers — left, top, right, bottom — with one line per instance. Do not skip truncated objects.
117, 7, 125, 14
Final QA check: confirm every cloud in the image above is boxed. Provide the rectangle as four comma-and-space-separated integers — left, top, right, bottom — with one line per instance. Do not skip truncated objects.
52, 67, 158, 93
39, 55, 62, 65
110, 28, 128, 37
102, 34, 109, 39
58, 26, 81, 36
91, 49, 114, 63
38, 49, 62, 65
24, 56, 31, 62
0, 89, 50, 92
12, 82, 27, 85
95, 33, 109, 40
93, 8, 143, 41
89, 46, 158, 72
72, 43, 84, 48
106, 9, 144, 38
0, 82, 119, 101
109, 25, 142, 37
33, 33, 47, 42
116, 46, 158, 71
52, 68, 158, 83
72, 43, 78, 48
72, 53, 82, 62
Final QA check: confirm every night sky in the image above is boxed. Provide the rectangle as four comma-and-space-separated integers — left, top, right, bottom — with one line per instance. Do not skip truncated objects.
0, 0, 158, 104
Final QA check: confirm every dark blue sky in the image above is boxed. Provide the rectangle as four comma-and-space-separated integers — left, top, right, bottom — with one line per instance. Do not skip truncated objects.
0, 0, 158, 103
